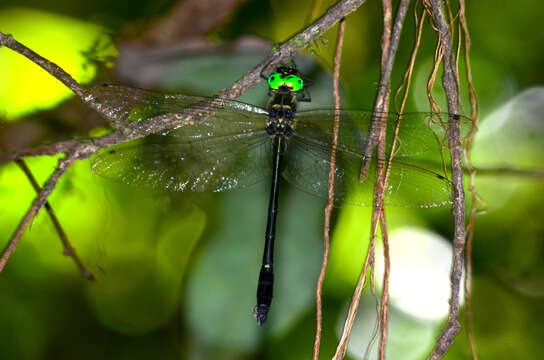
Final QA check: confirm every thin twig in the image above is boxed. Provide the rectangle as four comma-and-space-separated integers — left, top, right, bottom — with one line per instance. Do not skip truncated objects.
333, 1, 410, 358
425, 0, 467, 358
381, 0, 393, 68
332, 238, 376, 360
379, 9, 426, 356
459, 0, 480, 358
373, 2, 411, 360
1, 139, 85, 164
313, 18, 346, 360
394, 5, 426, 113
378, 212, 390, 360
375, 1, 393, 358
14, 159, 95, 280
0, 152, 81, 272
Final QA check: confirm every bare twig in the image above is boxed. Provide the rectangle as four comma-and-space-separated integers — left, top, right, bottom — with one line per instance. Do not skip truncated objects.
313, 18, 346, 360
425, 1, 467, 358
378, 212, 390, 360
373, 2, 411, 360
379, 9, 427, 356
394, 5, 426, 112
332, 239, 375, 359
376, 3, 393, 359
14, 159, 95, 280
459, 0, 480, 358
375, 1, 394, 358
0, 152, 82, 272
381, 0, 393, 67
1, 139, 86, 164
333, 1, 410, 358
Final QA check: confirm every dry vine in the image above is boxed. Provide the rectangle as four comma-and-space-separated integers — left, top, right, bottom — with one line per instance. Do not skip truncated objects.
333, 0, 411, 358
313, 17, 346, 360
373, 1, 412, 358
459, 0, 481, 358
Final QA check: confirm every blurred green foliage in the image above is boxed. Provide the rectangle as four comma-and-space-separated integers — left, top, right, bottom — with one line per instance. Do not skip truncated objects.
0, 0, 543, 359
0, 8, 116, 119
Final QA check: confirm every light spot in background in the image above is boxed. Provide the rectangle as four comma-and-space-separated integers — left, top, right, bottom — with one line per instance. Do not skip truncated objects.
473, 87, 544, 168
338, 296, 438, 360
471, 87, 544, 210
0, 8, 116, 120
337, 227, 462, 359
374, 226, 463, 321
476, 87, 544, 143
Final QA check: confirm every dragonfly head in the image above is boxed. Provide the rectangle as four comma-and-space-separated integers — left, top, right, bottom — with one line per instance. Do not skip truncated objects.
267, 65, 304, 93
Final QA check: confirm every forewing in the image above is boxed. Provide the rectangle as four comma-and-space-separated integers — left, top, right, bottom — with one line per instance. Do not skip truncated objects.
89, 84, 268, 125
293, 110, 472, 157
90, 85, 272, 192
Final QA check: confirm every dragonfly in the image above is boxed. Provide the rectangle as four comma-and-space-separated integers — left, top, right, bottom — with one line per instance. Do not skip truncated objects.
91, 63, 471, 325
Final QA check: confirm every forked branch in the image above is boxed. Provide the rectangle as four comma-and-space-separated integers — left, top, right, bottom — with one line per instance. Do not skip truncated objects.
14, 159, 95, 279
0, 152, 81, 272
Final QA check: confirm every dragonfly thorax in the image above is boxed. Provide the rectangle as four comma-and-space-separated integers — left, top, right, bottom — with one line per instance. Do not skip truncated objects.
266, 89, 296, 137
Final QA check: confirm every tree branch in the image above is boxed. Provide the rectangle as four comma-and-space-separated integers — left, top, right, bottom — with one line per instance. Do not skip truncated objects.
14, 159, 95, 280
425, 0, 467, 358
0, 151, 82, 272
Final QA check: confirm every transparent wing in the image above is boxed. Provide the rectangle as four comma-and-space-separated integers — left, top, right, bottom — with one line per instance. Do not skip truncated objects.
93, 132, 271, 192
284, 132, 453, 208
293, 110, 473, 157
90, 84, 272, 192
89, 84, 268, 127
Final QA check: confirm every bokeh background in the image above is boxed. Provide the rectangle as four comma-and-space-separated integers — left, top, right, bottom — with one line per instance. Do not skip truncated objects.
1, 0, 543, 359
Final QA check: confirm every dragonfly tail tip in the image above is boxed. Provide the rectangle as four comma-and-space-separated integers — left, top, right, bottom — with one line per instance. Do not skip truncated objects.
252, 304, 270, 326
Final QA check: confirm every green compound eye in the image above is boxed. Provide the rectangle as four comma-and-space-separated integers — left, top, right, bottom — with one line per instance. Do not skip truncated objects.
284, 74, 304, 92
268, 73, 284, 90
